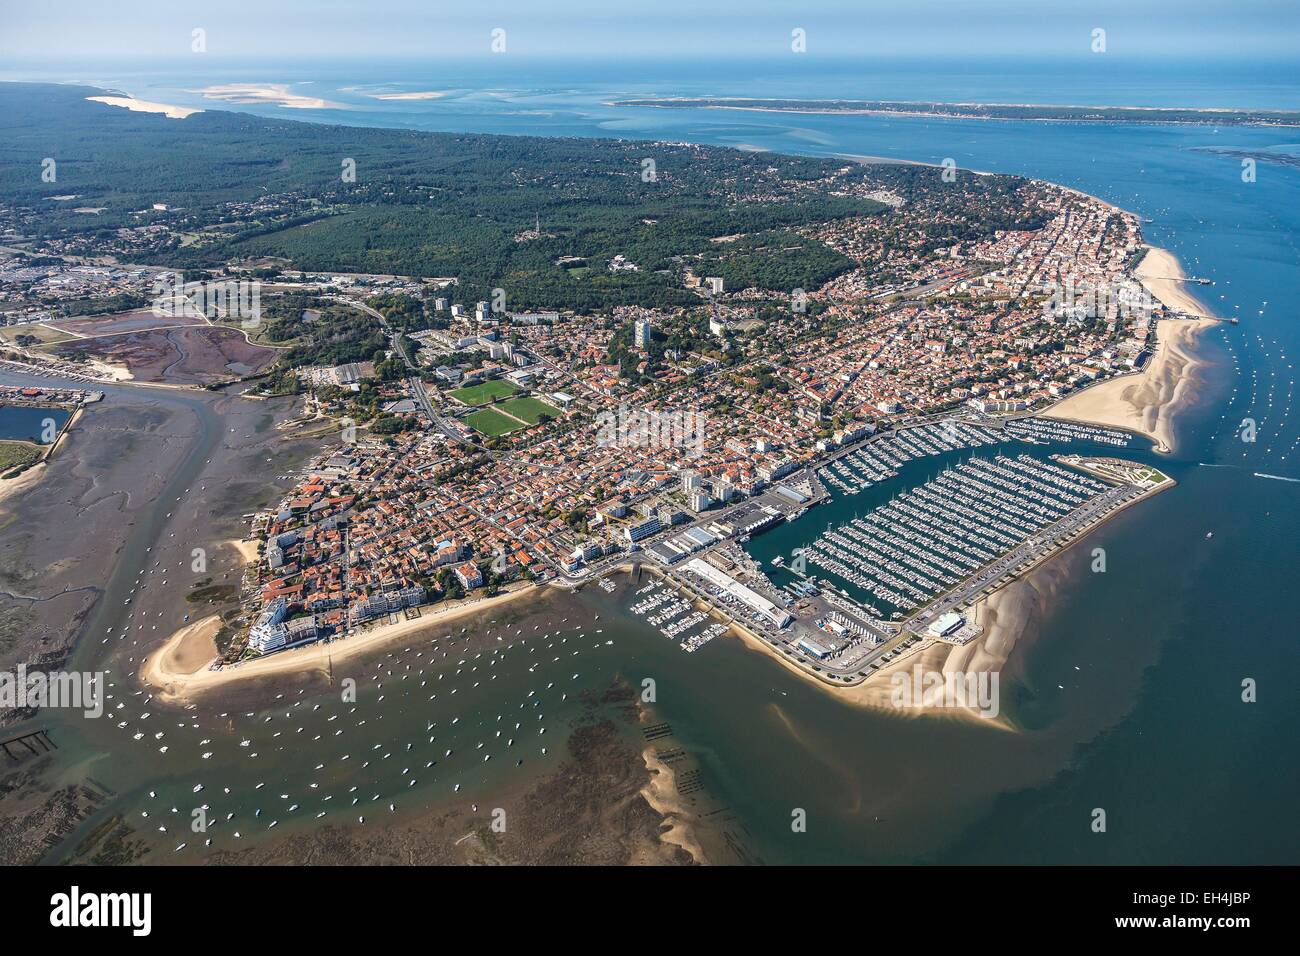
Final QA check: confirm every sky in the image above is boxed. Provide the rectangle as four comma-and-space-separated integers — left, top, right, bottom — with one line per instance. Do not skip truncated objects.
3, 0, 1298, 62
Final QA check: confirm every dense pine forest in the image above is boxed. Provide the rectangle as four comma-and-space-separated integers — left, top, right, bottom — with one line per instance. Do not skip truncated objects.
0, 82, 1045, 310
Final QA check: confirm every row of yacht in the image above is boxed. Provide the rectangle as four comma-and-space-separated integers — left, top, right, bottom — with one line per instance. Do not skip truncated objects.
1003, 417, 1133, 447
802, 454, 1108, 617
820, 422, 1007, 495
628, 582, 724, 651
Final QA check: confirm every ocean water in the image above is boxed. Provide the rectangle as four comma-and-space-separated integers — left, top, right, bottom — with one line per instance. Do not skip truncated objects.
7, 56, 1300, 863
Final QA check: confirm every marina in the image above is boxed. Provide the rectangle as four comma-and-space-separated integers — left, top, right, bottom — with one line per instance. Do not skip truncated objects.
586, 409, 1174, 692
805, 454, 1114, 618
627, 579, 731, 652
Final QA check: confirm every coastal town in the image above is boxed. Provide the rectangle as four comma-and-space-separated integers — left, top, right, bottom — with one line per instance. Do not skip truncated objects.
0, 166, 1199, 686
2, 0, 1290, 888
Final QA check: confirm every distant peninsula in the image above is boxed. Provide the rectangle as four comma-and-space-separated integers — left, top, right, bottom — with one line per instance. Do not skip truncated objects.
613, 98, 1300, 128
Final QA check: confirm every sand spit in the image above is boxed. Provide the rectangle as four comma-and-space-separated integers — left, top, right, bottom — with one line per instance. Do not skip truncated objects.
141, 614, 220, 686
195, 84, 346, 110
639, 745, 707, 864
141, 584, 539, 701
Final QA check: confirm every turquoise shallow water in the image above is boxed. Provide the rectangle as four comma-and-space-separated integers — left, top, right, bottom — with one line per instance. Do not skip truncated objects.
7, 57, 1299, 863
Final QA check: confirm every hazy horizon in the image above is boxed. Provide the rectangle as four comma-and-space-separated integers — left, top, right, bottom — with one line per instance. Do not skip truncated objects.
4, 0, 1298, 62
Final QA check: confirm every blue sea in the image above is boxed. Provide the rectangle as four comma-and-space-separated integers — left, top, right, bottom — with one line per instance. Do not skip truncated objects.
8, 55, 1299, 863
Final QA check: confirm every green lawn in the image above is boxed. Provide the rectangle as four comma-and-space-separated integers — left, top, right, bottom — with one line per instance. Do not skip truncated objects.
448, 379, 520, 406
0, 323, 77, 347
498, 396, 560, 425
465, 406, 525, 436
0, 440, 43, 477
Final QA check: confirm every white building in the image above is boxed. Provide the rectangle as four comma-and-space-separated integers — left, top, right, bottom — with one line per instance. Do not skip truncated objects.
685, 558, 792, 629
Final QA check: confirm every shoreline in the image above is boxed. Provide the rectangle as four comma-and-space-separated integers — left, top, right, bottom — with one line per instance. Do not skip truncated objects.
140, 582, 540, 702
1042, 244, 1218, 455
86, 95, 201, 120
637, 559, 1014, 728
1132, 244, 1217, 318
645, 439, 1179, 724
725, 606, 1015, 729
223, 537, 261, 566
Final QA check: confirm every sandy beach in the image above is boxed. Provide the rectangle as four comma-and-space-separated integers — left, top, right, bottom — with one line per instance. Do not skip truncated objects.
1042, 245, 1217, 454
715, 597, 1007, 727
0, 456, 48, 510
1043, 317, 1215, 454
141, 615, 221, 685
633, 558, 1014, 726
224, 538, 260, 566
141, 583, 540, 701
1133, 245, 1217, 317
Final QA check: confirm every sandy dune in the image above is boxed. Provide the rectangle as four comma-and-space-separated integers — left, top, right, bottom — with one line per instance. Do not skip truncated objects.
86, 96, 201, 119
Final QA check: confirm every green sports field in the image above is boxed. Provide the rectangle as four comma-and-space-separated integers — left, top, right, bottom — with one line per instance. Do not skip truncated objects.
465, 406, 524, 436
498, 396, 560, 425
448, 379, 520, 406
